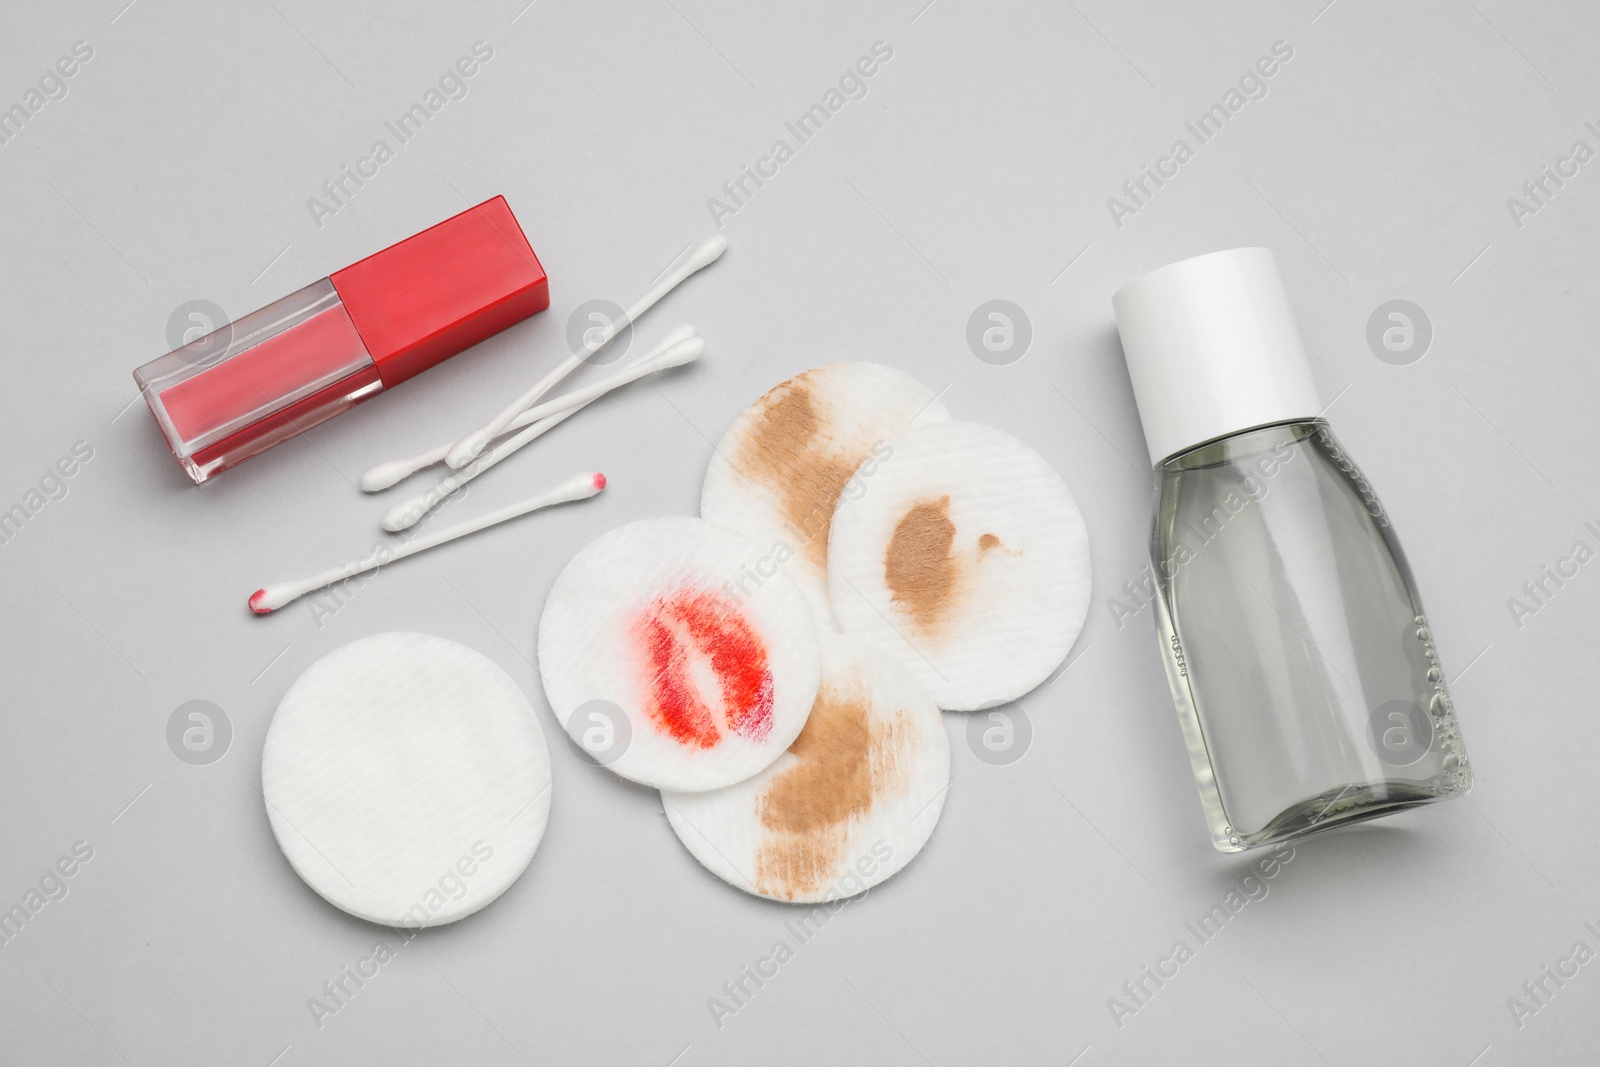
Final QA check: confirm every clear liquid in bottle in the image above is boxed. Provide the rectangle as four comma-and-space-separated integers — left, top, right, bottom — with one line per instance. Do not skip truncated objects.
1151, 419, 1470, 851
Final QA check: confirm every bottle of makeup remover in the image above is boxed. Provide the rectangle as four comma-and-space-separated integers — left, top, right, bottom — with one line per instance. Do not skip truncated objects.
1112, 248, 1471, 852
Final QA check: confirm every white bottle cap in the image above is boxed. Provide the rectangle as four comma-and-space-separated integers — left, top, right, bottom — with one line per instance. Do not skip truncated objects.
1112, 248, 1322, 466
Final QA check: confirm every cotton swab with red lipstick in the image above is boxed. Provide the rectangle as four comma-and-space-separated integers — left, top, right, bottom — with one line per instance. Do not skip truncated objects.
380, 333, 704, 533
443, 235, 727, 470
359, 324, 699, 492
248, 471, 605, 615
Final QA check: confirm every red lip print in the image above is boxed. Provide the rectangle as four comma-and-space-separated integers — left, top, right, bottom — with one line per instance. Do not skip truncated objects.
630, 589, 776, 748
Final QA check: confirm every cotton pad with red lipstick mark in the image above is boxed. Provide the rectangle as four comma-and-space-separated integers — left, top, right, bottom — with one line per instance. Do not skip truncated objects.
261, 633, 552, 928
538, 517, 822, 791
701, 362, 951, 629
827, 421, 1092, 711
662, 630, 950, 903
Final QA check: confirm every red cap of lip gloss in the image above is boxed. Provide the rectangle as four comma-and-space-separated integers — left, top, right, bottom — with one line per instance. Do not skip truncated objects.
132, 196, 548, 484
331, 196, 548, 387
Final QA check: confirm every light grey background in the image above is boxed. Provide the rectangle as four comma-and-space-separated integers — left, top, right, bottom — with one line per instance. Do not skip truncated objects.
1, 0, 1596, 1064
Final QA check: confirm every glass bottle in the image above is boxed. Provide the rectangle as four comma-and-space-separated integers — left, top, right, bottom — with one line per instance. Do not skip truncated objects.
1113, 249, 1471, 852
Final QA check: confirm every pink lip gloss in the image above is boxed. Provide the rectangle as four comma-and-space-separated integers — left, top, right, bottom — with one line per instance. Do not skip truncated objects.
133, 196, 549, 483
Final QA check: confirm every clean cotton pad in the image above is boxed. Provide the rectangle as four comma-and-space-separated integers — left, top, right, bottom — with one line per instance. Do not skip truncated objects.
662, 630, 950, 903
827, 421, 1092, 710
538, 517, 822, 792
261, 632, 552, 928
701, 362, 951, 628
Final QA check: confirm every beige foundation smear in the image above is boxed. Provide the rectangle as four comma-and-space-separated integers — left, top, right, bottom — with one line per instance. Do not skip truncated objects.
737, 382, 859, 569
828, 421, 1093, 711
660, 631, 952, 903
883, 495, 962, 634
753, 673, 917, 897
881, 496, 1013, 641
700, 362, 952, 628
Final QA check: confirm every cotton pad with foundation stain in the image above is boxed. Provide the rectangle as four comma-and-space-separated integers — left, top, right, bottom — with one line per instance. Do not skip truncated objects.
261, 632, 552, 928
700, 362, 951, 628
662, 630, 950, 903
827, 421, 1092, 711
538, 517, 822, 792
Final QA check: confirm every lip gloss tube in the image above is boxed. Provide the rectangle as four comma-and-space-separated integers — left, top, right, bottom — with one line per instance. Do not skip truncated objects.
133, 196, 548, 483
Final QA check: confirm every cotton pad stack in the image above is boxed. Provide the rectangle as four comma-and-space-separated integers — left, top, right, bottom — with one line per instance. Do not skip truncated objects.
536, 360, 1090, 905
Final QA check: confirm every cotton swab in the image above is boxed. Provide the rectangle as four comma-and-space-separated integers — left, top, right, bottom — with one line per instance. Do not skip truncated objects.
382, 335, 705, 533
443, 235, 727, 470
248, 471, 606, 615
381, 409, 583, 533
360, 324, 698, 492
